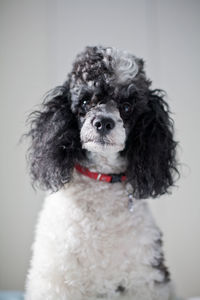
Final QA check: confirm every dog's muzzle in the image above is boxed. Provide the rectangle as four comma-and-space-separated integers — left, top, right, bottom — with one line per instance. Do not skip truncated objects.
80, 101, 126, 153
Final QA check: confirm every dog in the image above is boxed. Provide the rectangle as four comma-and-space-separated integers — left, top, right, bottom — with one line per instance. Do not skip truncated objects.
25, 46, 179, 300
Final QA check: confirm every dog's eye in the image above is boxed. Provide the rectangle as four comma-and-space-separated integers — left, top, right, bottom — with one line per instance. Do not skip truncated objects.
81, 99, 90, 109
78, 98, 91, 116
120, 102, 133, 116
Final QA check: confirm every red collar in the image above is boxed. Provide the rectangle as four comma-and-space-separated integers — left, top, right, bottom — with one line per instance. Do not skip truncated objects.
75, 164, 127, 183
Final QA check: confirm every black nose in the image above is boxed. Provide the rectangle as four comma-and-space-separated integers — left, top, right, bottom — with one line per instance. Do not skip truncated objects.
93, 117, 115, 134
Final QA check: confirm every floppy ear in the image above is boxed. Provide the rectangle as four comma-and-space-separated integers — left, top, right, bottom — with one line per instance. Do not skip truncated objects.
26, 82, 84, 191
125, 89, 178, 199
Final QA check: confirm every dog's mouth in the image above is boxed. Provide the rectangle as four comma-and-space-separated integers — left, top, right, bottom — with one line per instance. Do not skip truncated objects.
82, 137, 125, 153
84, 140, 116, 147
84, 138, 115, 147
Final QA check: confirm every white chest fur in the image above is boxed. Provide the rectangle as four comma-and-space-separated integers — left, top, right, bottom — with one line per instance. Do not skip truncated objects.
26, 171, 173, 300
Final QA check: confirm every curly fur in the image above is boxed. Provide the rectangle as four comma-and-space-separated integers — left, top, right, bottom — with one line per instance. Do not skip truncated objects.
25, 46, 179, 300
27, 83, 85, 191
122, 89, 178, 198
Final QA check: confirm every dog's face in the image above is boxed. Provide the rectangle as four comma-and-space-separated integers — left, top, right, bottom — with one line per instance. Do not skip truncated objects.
68, 47, 149, 154
27, 46, 178, 198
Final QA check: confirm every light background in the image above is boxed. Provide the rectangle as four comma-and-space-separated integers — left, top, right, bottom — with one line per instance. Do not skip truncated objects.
0, 0, 200, 298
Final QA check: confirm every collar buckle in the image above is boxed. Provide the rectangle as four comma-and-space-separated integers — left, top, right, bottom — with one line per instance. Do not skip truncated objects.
110, 174, 123, 183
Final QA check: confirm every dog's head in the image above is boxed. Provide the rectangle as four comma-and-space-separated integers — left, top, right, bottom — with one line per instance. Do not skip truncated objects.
27, 46, 178, 198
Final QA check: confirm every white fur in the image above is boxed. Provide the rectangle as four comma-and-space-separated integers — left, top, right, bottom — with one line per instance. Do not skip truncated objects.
103, 47, 139, 84
25, 151, 176, 300
80, 102, 126, 154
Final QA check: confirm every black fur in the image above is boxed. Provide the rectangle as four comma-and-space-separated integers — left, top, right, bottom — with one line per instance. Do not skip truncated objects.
26, 83, 85, 191
152, 235, 170, 284
122, 89, 178, 198
116, 285, 126, 293
26, 46, 179, 198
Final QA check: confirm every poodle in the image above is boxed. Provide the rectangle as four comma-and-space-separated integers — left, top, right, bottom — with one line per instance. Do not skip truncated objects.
25, 46, 179, 300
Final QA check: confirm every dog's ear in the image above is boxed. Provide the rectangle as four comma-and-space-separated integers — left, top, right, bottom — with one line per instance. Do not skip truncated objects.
124, 89, 178, 199
26, 82, 84, 191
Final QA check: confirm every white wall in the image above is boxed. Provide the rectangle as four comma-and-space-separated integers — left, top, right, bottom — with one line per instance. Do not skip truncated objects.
0, 0, 200, 298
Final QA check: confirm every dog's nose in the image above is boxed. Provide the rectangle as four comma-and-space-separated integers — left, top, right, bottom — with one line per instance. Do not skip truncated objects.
93, 117, 115, 134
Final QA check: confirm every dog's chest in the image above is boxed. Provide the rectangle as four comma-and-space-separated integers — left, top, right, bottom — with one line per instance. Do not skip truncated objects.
41, 176, 161, 298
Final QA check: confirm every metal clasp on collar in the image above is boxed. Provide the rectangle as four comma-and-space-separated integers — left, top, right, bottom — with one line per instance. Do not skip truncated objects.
110, 174, 122, 183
